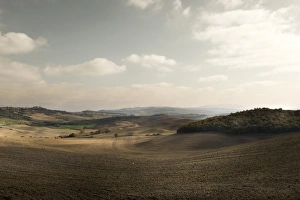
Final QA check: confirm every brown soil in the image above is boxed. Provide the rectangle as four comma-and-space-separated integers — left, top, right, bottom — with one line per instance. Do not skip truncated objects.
0, 132, 299, 199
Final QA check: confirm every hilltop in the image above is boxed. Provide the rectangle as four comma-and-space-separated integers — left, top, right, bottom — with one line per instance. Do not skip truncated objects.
177, 108, 300, 134
0, 106, 121, 125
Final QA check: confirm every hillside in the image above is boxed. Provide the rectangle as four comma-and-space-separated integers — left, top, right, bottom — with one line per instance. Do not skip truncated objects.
1, 131, 299, 199
99, 106, 241, 119
0, 106, 121, 125
0, 107, 194, 139
177, 108, 300, 134
66, 114, 194, 137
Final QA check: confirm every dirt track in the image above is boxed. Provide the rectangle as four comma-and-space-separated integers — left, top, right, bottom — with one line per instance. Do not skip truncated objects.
0, 132, 300, 199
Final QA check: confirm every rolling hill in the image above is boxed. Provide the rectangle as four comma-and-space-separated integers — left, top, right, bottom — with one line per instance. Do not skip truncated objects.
177, 108, 300, 134
0, 130, 299, 199
1, 106, 300, 199
0, 106, 194, 139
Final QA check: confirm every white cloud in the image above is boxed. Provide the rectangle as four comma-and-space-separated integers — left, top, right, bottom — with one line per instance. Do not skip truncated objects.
125, 54, 140, 63
183, 65, 202, 72
198, 75, 228, 82
241, 80, 280, 87
193, 5, 300, 72
222, 80, 281, 94
217, 0, 244, 9
0, 81, 216, 111
172, 0, 182, 12
125, 54, 176, 72
1, 77, 298, 111
0, 57, 43, 83
126, 0, 163, 10
131, 82, 174, 88
259, 66, 300, 76
182, 7, 191, 17
0, 32, 47, 55
216, 0, 264, 10
44, 58, 126, 76
158, 66, 173, 72
218, 79, 298, 107
221, 80, 280, 96
167, 0, 192, 28
171, 0, 191, 18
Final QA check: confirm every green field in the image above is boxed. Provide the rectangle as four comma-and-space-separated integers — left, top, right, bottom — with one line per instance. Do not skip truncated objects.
0, 118, 19, 126
55, 124, 96, 130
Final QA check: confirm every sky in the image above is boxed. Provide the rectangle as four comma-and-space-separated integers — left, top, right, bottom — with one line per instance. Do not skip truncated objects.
0, 0, 300, 111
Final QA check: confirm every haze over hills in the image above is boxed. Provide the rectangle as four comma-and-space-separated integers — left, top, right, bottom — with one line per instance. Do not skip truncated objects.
99, 105, 242, 119
0, 105, 242, 121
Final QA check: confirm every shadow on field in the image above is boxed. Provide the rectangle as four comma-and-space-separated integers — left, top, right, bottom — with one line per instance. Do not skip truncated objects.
135, 131, 290, 152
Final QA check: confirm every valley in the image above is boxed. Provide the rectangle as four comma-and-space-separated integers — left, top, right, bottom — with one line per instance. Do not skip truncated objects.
0, 107, 299, 199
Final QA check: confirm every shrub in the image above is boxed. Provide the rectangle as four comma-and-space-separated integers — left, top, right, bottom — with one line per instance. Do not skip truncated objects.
68, 133, 76, 137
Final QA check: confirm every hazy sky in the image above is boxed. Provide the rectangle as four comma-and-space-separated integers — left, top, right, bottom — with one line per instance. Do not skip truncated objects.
0, 0, 300, 111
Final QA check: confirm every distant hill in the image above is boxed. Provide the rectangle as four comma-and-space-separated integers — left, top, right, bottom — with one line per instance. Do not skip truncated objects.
0, 106, 241, 121
177, 108, 300, 134
0, 106, 120, 126
99, 106, 241, 119
0, 106, 68, 121
75, 114, 194, 136
0, 106, 193, 136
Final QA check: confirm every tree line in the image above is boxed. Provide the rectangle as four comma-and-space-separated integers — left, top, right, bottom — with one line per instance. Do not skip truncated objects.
177, 108, 300, 134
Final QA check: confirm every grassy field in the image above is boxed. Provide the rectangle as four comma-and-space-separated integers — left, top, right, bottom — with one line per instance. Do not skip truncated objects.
53, 124, 96, 130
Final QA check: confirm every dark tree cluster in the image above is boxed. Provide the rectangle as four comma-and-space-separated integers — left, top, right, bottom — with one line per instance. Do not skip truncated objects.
177, 108, 300, 134
0, 107, 32, 120
0, 106, 69, 121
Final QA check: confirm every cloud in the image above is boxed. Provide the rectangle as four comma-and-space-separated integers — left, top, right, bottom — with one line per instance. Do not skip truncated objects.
198, 75, 228, 82
125, 54, 176, 72
193, 5, 300, 72
216, 0, 264, 10
259, 66, 300, 76
183, 65, 202, 72
0, 32, 47, 55
1, 77, 298, 111
182, 7, 191, 17
240, 80, 280, 87
171, 0, 191, 17
44, 58, 126, 76
166, 0, 193, 28
172, 0, 182, 12
0, 81, 215, 111
222, 80, 280, 94
126, 0, 163, 10
0, 57, 43, 84
131, 82, 174, 88
218, 79, 297, 107
221, 80, 281, 95
217, 0, 244, 9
